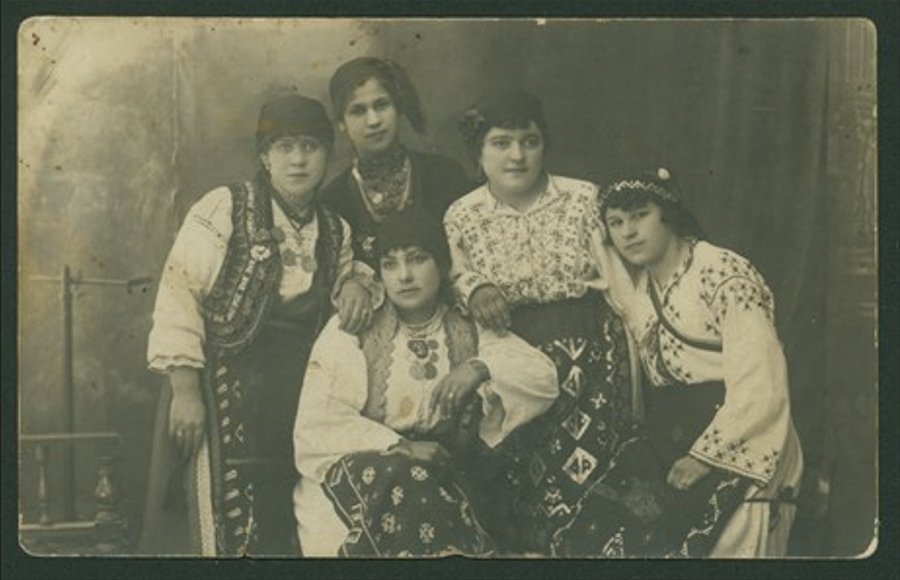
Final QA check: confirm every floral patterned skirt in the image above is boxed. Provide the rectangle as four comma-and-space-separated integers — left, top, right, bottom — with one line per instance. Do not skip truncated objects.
321, 450, 495, 557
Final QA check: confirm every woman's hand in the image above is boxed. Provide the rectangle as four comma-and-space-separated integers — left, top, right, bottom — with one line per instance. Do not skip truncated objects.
168, 367, 206, 460
336, 280, 373, 334
667, 455, 712, 490
429, 360, 489, 421
468, 285, 510, 334
388, 439, 452, 465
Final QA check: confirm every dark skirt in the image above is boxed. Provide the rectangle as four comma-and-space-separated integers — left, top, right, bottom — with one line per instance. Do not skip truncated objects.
140, 314, 319, 556
469, 292, 749, 557
322, 450, 495, 557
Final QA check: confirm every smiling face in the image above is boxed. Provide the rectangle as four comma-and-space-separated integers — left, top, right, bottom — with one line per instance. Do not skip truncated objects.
604, 202, 677, 268
260, 135, 328, 203
339, 77, 400, 159
479, 121, 545, 200
380, 246, 442, 323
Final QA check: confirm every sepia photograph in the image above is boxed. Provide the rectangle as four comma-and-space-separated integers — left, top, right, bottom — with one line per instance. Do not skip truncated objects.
15, 16, 879, 561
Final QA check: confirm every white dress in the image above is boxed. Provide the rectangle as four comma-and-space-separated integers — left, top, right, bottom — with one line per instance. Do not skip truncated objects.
292, 313, 559, 556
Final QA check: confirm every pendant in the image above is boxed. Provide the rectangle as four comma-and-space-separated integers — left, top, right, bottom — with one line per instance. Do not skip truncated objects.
410, 363, 427, 380
300, 255, 317, 273
372, 192, 384, 205
281, 248, 297, 266
409, 362, 438, 381
408, 339, 429, 359
271, 226, 287, 243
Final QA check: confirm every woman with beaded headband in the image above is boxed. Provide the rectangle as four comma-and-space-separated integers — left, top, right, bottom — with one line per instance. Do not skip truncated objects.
589, 168, 803, 557
142, 93, 378, 556
292, 206, 558, 557
321, 57, 473, 269
444, 90, 643, 555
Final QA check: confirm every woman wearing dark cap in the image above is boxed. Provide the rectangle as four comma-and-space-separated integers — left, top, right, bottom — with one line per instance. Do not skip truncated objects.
444, 91, 642, 555
589, 168, 803, 557
141, 94, 378, 556
321, 57, 473, 268
292, 207, 558, 557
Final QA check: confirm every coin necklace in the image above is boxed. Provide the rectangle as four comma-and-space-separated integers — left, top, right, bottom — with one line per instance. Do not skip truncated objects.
400, 306, 444, 381
270, 197, 317, 272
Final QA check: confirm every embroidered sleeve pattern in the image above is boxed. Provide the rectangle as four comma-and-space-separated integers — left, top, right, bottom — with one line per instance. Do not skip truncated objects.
689, 263, 791, 486
147, 188, 233, 372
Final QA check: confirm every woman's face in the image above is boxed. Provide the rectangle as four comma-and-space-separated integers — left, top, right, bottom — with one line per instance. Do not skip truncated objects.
604, 202, 677, 267
260, 135, 328, 203
339, 77, 399, 159
380, 246, 442, 322
479, 121, 545, 199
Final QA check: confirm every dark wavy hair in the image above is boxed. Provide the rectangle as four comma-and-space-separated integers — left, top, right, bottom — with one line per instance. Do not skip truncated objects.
458, 91, 550, 163
329, 57, 426, 133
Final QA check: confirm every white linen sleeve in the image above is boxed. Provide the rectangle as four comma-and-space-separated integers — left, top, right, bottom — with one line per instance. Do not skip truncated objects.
472, 326, 559, 448
293, 316, 402, 483
444, 216, 494, 309
146, 187, 233, 372
688, 276, 792, 486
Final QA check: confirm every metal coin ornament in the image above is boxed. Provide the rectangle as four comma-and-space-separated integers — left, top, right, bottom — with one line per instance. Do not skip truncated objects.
281, 248, 297, 267
407, 338, 439, 380
300, 255, 317, 273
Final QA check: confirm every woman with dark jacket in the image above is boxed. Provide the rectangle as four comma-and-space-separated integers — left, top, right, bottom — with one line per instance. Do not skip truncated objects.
321, 57, 473, 269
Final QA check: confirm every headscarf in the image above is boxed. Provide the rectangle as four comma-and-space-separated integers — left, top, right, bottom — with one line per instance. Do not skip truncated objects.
256, 94, 333, 153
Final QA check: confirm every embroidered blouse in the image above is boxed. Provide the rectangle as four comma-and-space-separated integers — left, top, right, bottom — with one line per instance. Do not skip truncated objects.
444, 175, 602, 308
293, 313, 558, 484
147, 186, 375, 372
624, 240, 801, 487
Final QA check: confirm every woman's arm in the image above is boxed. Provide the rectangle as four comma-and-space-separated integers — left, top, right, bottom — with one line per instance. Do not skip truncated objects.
294, 317, 402, 483
330, 216, 383, 333
470, 327, 559, 448
688, 275, 793, 486
147, 187, 233, 372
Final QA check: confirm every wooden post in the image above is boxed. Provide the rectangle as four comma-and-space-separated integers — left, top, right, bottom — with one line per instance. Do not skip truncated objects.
34, 444, 52, 526
61, 265, 77, 522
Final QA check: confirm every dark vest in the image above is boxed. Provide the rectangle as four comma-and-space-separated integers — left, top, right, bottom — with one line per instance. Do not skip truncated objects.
201, 178, 344, 358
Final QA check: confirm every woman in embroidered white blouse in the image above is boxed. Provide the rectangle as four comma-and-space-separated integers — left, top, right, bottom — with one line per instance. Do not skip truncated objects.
141, 94, 377, 556
444, 91, 642, 555
594, 168, 803, 557
292, 207, 558, 557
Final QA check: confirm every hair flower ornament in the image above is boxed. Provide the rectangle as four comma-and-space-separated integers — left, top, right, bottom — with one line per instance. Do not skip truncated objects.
657, 167, 671, 181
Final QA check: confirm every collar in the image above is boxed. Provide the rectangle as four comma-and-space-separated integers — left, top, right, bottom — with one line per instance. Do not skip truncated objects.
478, 173, 562, 216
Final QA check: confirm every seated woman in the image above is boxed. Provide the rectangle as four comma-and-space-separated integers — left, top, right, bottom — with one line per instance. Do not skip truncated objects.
322, 57, 473, 268
445, 91, 641, 555
292, 207, 559, 557
590, 168, 803, 557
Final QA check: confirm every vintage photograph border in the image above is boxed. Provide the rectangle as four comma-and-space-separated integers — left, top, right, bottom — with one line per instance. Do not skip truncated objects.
3, 1, 897, 579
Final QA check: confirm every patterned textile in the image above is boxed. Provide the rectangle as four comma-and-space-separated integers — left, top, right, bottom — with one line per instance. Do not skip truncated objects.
444, 175, 602, 308
626, 240, 799, 487
323, 151, 472, 269
322, 451, 495, 557
199, 192, 344, 555
467, 293, 637, 553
